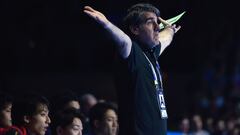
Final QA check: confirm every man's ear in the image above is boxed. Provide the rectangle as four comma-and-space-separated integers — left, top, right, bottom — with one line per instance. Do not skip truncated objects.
23, 115, 30, 124
129, 25, 139, 35
57, 126, 63, 135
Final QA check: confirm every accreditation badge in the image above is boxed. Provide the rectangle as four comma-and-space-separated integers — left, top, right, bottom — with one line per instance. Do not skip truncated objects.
157, 89, 168, 119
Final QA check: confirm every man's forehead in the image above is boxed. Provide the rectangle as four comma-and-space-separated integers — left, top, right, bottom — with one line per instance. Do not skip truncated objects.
142, 11, 158, 18
140, 12, 159, 23
36, 104, 49, 112
104, 109, 117, 118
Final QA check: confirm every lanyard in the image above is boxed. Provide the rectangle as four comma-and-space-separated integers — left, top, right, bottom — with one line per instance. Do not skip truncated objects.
143, 52, 168, 119
142, 52, 163, 89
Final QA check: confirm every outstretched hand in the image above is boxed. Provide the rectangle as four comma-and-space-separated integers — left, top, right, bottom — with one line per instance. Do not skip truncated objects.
83, 6, 110, 27
159, 17, 181, 33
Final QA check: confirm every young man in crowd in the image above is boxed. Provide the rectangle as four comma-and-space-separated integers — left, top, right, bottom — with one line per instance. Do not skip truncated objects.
87, 102, 118, 135
53, 108, 83, 135
13, 94, 51, 135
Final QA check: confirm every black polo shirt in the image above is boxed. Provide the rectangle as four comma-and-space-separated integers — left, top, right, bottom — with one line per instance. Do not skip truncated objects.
115, 41, 167, 135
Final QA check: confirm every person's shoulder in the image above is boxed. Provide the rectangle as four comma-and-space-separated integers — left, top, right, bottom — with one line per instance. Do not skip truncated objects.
1, 126, 24, 135
116, 40, 140, 61
129, 41, 143, 55
131, 41, 140, 49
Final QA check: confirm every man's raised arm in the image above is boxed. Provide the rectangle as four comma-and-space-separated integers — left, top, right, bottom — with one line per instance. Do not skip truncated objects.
158, 17, 181, 55
83, 6, 132, 59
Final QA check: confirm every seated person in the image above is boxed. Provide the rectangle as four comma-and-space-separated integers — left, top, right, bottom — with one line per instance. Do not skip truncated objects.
52, 108, 83, 135
0, 92, 22, 135
87, 102, 118, 135
12, 94, 51, 135
51, 90, 80, 112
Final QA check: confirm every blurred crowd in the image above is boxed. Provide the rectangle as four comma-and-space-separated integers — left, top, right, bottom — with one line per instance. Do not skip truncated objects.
0, 91, 118, 135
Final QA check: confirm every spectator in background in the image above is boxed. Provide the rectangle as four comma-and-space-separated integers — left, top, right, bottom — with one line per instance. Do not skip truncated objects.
0, 91, 22, 135
226, 117, 236, 135
51, 90, 80, 112
232, 124, 240, 135
80, 93, 97, 134
12, 94, 51, 135
53, 108, 83, 135
0, 92, 13, 128
213, 119, 227, 135
179, 117, 191, 135
86, 102, 118, 135
205, 117, 214, 134
80, 93, 97, 117
192, 114, 209, 135
50, 90, 81, 135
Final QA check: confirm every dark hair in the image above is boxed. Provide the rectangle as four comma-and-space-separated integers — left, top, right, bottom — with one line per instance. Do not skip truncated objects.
12, 94, 50, 126
0, 92, 13, 111
52, 108, 83, 135
51, 90, 79, 112
89, 102, 118, 129
123, 3, 160, 35
56, 108, 82, 127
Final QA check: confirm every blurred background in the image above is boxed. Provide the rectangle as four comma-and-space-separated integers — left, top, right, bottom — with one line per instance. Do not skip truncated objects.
1, 0, 240, 133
